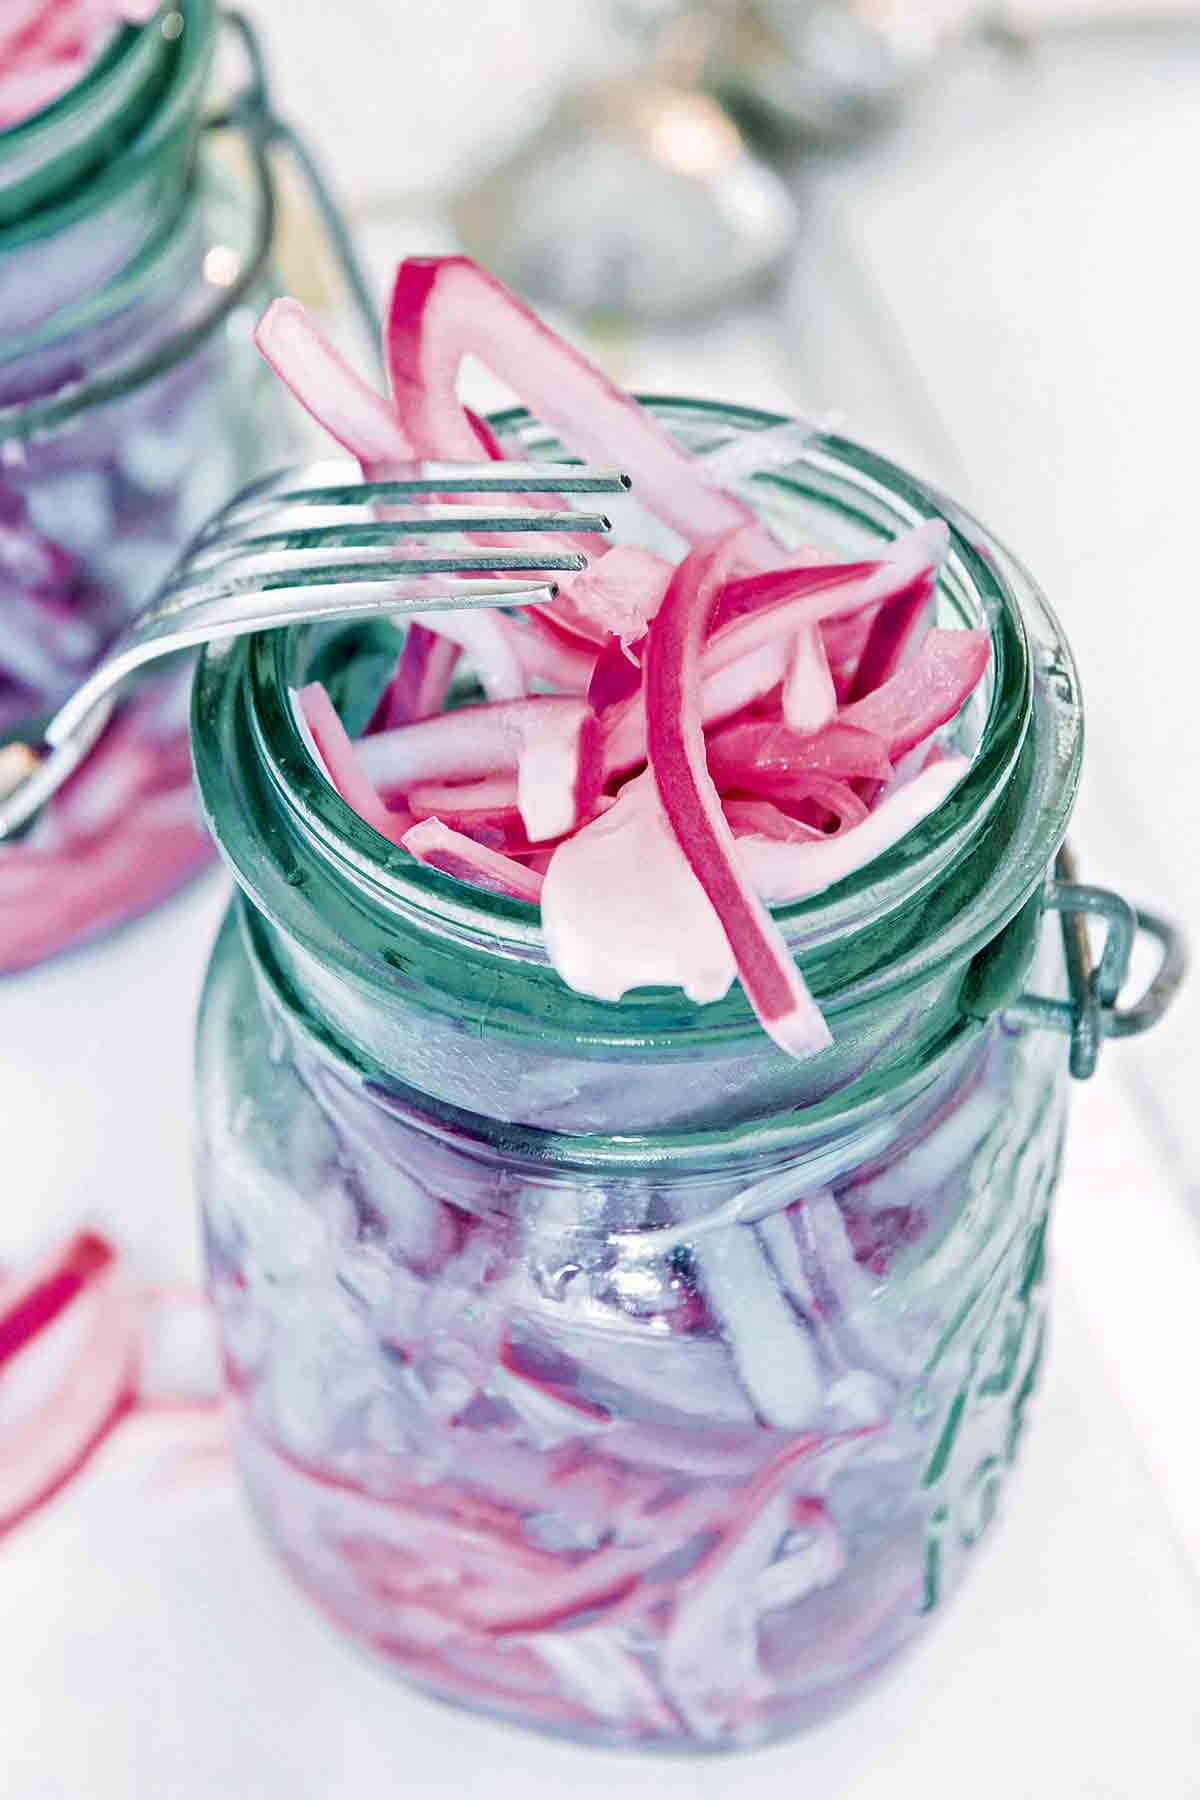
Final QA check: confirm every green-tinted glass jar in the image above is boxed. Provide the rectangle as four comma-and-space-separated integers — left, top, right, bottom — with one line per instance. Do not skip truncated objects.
193, 402, 1090, 1749
0, 0, 289, 971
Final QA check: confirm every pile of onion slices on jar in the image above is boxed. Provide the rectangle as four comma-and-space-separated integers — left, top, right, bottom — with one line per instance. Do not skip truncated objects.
255, 258, 989, 1060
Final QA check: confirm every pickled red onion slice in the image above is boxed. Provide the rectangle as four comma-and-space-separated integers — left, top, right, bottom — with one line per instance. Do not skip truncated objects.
406, 780, 528, 855
254, 299, 413, 472
763, 775, 869, 833
0, 1235, 226, 1542
561, 546, 672, 642
358, 704, 526, 787
588, 634, 643, 716
708, 523, 948, 671
846, 570, 935, 701
735, 755, 971, 903
782, 623, 837, 732
385, 258, 760, 544
295, 683, 410, 845
367, 623, 461, 731
516, 706, 601, 843
722, 798, 824, 843
359, 695, 598, 842
502, 614, 597, 693
542, 772, 737, 1004
714, 558, 882, 632
404, 608, 526, 702
602, 636, 791, 780
402, 819, 545, 904
0, 1232, 139, 1541
0, 1230, 115, 1371
407, 774, 521, 823
644, 536, 831, 1057
707, 720, 893, 788
838, 630, 991, 760
699, 420, 818, 486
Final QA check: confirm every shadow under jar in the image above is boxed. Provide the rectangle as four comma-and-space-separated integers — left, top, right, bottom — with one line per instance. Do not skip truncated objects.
0, 0, 289, 971
193, 402, 1084, 1750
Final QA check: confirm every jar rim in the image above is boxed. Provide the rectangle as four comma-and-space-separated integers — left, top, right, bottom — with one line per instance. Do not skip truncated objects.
0, 22, 136, 151
0, 2, 214, 238
195, 398, 1083, 1056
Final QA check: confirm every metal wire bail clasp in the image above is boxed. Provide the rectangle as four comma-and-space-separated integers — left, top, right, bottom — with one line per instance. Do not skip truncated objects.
1010, 845, 1189, 1079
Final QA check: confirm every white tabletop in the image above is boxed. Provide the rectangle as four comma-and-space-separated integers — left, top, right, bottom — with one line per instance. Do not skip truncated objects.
5, 14, 1200, 1795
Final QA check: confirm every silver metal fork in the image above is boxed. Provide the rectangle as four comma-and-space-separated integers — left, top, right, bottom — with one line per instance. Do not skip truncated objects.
0, 458, 629, 841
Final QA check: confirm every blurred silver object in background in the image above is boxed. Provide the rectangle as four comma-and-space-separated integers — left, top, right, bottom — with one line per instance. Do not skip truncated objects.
452, 1, 797, 321
710, 0, 935, 141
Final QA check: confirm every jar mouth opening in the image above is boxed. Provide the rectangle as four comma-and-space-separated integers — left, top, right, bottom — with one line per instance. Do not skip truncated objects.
201, 399, 1082, 1047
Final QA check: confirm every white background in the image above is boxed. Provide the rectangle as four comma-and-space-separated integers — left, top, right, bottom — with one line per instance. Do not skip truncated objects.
4, 8, 1200, 1795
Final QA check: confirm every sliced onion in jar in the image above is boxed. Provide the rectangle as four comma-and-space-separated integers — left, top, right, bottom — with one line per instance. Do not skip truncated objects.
735, 756, 971, 904
644, 535, 831, 1058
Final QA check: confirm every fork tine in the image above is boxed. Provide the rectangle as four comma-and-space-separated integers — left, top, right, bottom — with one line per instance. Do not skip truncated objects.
205, 461, 631, 537
196, 463, 629, 554
186, 509, 613, 577
149, 549, 591, 628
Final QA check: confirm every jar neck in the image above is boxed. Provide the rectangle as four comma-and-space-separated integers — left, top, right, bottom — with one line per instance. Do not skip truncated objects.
0, 0, 216, 391
237, 899, 1005, 1188
195, 404, 1083, 1138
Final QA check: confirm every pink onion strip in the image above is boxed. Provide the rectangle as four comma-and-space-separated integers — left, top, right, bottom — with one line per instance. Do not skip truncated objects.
761, 774, 869, 832
707, 720, 893, 788
0, 1245, 140, 1542
838, 629, 990, 760
588, 633, 643, 716
644, 535, 831, 1058
402, 819, 544, 903
359, 696, 598, 842
542, 772, 737, 1004
296, 684, 410, 844
0, 1229, 115, 1370
385, 257, 761, 545
782, 622, 837, 732
735, 755, 971, 903
722, 799, 824, 843
367, 624, 461, 731
254, 298, 413, 472
846, 570, 935, 701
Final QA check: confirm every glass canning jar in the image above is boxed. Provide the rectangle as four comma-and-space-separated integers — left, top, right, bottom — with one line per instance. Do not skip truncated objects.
0, 2, 320, 970
191, 401, 1176, 1750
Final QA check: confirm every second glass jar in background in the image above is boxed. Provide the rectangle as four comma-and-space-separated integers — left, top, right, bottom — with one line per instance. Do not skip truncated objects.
0, 0, 291, 971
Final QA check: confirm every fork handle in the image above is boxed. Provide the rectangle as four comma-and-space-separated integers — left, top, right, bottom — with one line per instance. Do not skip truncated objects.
44, 580, 560, 756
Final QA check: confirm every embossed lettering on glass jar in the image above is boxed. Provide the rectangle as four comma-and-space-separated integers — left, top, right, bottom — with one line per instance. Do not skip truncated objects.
0, 0, 289, 970
193, 404, 1083, 1750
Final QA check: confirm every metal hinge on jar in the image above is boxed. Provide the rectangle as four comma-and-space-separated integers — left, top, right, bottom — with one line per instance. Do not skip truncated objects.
1009, 845, 1188, 1080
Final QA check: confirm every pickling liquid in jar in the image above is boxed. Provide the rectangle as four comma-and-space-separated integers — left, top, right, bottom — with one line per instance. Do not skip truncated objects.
193, 404, 1084, 1750
0, 0, 289, 971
